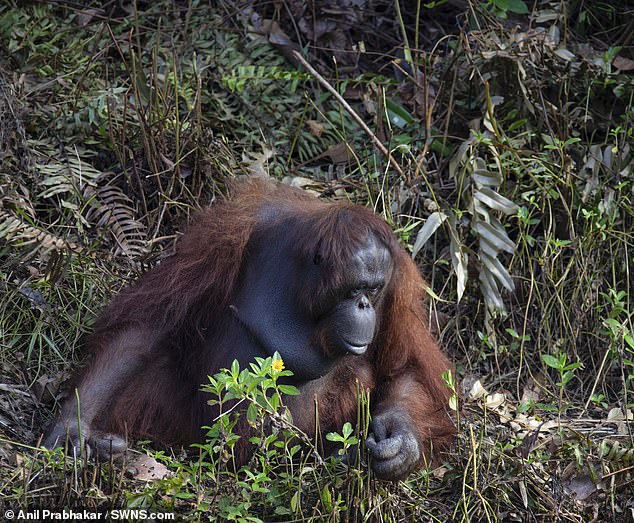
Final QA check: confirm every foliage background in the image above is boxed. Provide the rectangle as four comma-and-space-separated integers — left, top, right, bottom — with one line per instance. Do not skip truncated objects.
0, 0, 633, 521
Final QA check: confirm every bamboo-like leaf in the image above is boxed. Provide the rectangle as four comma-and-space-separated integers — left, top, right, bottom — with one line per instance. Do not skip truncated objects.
475, 187, 520, 215
479, 269, 506, 311
449, 134, 477, 180
473, 220, 516, 253
446, 147, 519, 311
472, 169, 503, 188
450, 235, 468, 302
385, 99, 414, 129
480, 252, 515, 292
479, 236, 501, 258
473, 197, 490, 219
412, 211, 447, 258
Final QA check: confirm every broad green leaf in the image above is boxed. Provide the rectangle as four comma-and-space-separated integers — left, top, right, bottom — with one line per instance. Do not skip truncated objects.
246, 402, 258, 423
506, 0, 529, 14
290, 491, 300, 512
326, 432, 343, 443
320, 486, 333, 511
541, 354, 561, 369
385, 99, 414, 129
561, 370, 575, 386
278, 384, 300, 396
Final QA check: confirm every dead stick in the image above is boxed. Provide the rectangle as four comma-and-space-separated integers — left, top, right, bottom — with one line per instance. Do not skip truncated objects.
292, 50, 405, 178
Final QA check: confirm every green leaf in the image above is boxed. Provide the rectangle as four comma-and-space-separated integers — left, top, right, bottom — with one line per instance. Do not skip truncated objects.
278, 384, 300, 396
385, 99, 414, 129
326, 432, 344, 443
561, 370, 575, 386
541, 354, 561, 369
246, 403, 259, 423
290, 492, 300, 512
508, 118, 528, 131
320, 486, 333, 511
517, 402, 532, 413
506, 0, 529, 14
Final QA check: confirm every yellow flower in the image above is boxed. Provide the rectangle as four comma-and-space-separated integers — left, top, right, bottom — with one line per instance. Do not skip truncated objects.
272, 359, 285, 372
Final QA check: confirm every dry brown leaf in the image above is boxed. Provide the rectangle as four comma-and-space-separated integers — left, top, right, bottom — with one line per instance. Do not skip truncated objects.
613, 56, 634, 71
126, 454, 170, 481
485, 392, 506, 409
323, 143, 352, 164
303, 142, 353, 165
306, 120, 325, 138
242, 147, 274, 177
517, 422, 543, 458
281, 176, 322, 196
259, 20, 302, 65
554, 48, 576, 61
32, 375, 59, 404
520, 374, 544, 404
467, 379, 487, 400
562, 463, 600, 501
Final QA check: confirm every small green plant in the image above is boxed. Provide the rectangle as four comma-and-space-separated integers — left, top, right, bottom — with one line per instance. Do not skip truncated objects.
326, 422, 359, 455
505, 328, 530, 353
202, 353, 300, 430
541, 351, 584, 413
599, 289, 634, 407
443, 369, 460, 413
482, 0, 528, 18
161, 354, 372, 519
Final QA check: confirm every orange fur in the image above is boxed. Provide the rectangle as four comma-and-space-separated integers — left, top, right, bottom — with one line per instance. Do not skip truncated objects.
50, 179, 454, 473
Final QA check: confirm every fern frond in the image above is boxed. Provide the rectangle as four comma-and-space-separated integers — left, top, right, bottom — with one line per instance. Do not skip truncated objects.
0, 210, 77, 255
84, 181, 148, 258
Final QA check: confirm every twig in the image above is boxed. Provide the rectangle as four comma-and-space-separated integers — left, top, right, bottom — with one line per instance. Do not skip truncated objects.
291, 50, 405, 178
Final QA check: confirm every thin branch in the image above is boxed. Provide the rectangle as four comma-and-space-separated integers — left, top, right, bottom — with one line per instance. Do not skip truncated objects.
291, 50, 405, 178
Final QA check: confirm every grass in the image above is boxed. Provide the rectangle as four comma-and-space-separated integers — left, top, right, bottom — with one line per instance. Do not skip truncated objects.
1, 0, 633, 521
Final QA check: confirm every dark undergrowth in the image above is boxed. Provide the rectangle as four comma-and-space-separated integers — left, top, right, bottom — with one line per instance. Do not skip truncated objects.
1, 0, 633, 521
